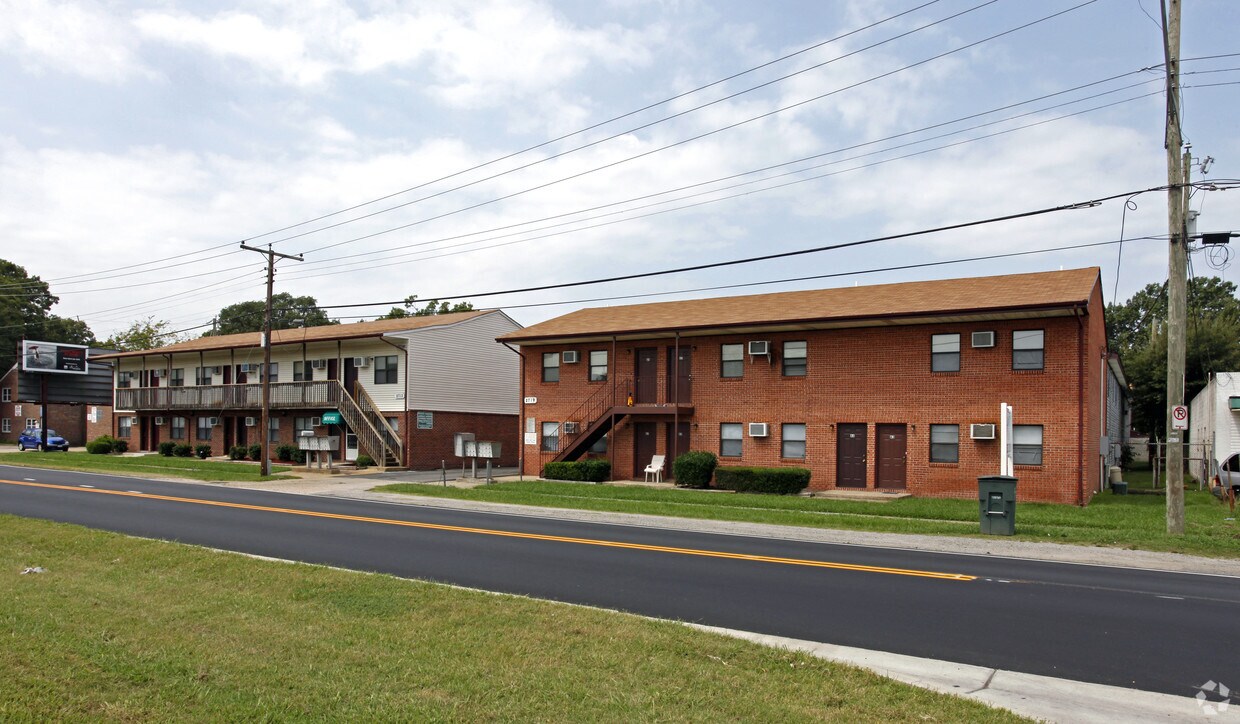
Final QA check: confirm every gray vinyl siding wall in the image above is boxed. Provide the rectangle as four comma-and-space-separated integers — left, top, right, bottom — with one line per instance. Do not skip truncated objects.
398, 311, 521, 415
1105, 367, 1123, 466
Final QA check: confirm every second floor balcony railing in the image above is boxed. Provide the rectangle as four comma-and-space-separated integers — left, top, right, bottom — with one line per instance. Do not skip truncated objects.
116, 380, 342, 411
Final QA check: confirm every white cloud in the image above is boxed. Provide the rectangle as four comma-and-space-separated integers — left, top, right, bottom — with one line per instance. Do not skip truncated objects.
0, 0, 154, 82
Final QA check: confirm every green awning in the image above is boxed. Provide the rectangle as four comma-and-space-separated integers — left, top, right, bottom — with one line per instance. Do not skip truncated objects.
321, 411, 343, 425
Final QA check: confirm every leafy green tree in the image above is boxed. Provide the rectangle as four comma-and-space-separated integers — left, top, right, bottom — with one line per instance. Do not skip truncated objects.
1107, 277, 1240, 358
0, 259, 96, 371
208, 293, 336, 335
103, 317, 182, 351
378, 295, 475, 319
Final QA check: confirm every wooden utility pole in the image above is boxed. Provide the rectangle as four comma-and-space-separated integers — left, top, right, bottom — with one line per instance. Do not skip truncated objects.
1162, 0, 1186, 535
240, 243, 303, 476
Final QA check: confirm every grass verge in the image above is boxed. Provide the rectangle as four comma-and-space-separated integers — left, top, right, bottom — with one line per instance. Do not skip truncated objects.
0, 515, 1023, 722
374, 479, 1240, 559
0, 451, 292, 483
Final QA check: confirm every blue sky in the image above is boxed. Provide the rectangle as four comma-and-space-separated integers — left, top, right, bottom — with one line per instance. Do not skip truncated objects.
1, 0, 1237, 340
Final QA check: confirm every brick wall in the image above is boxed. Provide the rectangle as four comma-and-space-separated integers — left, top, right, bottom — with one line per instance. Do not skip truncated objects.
406, 410, 519, 470
518, 305, 1108, 504
86, 405, 114, 443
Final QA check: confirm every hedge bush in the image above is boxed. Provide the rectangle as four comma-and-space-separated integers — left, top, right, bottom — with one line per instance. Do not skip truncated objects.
672, 450, 717, 488
112, 439, 129, 453
158, 441, 177, 457
542, 459, 611, 482
248, 444, 263, 461
195, 444, 212, 459
85, 436, 116, 455
355, 454, 375, 469
173, 443, 193, 458
714, 466, 811, 495
275, 444, 297, 462
228, 446, 247, 461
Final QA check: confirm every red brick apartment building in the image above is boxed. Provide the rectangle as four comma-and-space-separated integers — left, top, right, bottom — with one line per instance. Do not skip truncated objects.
94, 311, 521, 469
498, 268, 1116, 504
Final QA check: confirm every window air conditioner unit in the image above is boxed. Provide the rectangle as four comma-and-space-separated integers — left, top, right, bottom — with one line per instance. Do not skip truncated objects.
563, 421, 579, 434
748, 422, 769, 437
970, 423, 997, 440
209, 417, 221, 427
971, 331, 996, 348
151, 369, 164, 377
311, 359, 327, 369
562, 351, 580, 364
311, 416, 321, 427
245, 417, 256, 427
299, 430, 315, 437
154, 417, 164, 426
239, 363, 257, 373
353, 356, 370, 368
748, 341, 770, 356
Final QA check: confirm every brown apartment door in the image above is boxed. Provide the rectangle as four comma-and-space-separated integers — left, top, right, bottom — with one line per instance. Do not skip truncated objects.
634, 422, 658, 477
344, 357, 358, 395
666, 347, 692, 403
836, 424, 867, 488
635, 348, 658, 403
223, 417, 234, 451
139, 417, 150, 452
327, 358, 339, 381
876, 424, 907, 489
664, 422, 690, 478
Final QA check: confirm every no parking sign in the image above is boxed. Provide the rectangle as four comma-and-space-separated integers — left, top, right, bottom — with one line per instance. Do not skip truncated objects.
1171, 405, 1189, 430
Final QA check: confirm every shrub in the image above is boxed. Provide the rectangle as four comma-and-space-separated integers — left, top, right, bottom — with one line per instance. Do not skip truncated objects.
158, 441, 177, 457
1119, 444, 1135, 469
85, 436, 115, 455
275, 444, 297, 462
112, 439, 129, 454
173, 444, 193, 458
195, 444, 212, 459
291, 448, 306, 464
248, 444, 263, 461
228, 445, 247, 461
714, 466, 811, 495
355, 454, 375, 469
672, 450, 717, 488
543, 460, 611, 482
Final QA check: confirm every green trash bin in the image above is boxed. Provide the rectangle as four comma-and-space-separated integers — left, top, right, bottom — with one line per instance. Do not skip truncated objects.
978, 475, 1018, 535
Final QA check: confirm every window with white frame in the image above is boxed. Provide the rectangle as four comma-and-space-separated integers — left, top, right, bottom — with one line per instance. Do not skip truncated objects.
196, 417, 212, 441
294, 361, 307, 382
541, 421, 559, 451
385, 416, 399, 433
1013, 330, 1045, 370
930, 424, 959, 463
1, 387, 9, 402
25, 418, 40, 431
782, 341, 807, 377
171, 416, 187, 440
542, 353, 560, 382
721, 344, 744, 378
720, 423, 743, 457
1013, 425, 1044, 465
588, 350, 608, 382
1, 419, 9, 433
374, 355, 398, 384
294, 417, 315, 437
195, 367, 213, 385
782, 423, 807, 459
118, 417, 132, 438
931, 333, 960, 372
169, 368, 185, 387
588, 433, 608, 454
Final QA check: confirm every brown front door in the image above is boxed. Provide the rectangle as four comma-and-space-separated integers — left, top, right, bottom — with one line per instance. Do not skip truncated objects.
139, 417, 150, 452
666, 347, 692, 403
236, 418, 248, 447
876, 424, 907, 489
664, 422, 690, 477
344, 357, 358, 395
327, 358, 338, 381
634, 422, 658, 477
635, 348, 658, 404
836, 423, 867, 488
223, 417, 234, 451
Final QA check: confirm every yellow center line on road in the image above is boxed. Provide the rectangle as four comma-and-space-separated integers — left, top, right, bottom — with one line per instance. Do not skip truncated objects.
0, 478, 977, 581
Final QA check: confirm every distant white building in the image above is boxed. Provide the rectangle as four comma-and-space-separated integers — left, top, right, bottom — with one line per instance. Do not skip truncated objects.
1188, 372, 1240, 483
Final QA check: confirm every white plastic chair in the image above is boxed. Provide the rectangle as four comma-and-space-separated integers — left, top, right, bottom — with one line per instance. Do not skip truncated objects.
644, 454, 665, 483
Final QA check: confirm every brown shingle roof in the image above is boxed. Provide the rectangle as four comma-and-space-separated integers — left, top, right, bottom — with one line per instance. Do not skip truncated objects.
96, 310, 494, 359
499, 268, 1101, 343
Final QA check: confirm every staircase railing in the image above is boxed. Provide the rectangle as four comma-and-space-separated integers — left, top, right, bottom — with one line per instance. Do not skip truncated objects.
539, 374, 630, 470
334, 382, 401, 469
350, 381, 403, 465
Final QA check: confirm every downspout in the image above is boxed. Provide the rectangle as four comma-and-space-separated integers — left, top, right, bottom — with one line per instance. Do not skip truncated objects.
163, 353, 172, 417
1074, 306, 1086, 506
501, 342, 525, 480
610, 335, 617, 482
380, 336, 407, 467
673, 332, 680, 473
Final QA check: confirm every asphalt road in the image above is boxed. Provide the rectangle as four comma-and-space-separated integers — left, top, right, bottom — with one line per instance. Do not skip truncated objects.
2, 464, 1237, 698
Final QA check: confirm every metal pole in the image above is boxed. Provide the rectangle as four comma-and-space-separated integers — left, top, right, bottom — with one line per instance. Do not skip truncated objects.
442, 460, 446, 487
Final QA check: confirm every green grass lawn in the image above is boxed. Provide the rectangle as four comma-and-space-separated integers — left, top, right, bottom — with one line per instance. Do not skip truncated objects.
374, 478, 1240, 559
0, 451, 292, 483
0, 515, 1023, 722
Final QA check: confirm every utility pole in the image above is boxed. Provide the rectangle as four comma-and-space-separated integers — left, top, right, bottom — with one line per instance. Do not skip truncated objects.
1162, 0, 1186, 535
240, 243, 303, 476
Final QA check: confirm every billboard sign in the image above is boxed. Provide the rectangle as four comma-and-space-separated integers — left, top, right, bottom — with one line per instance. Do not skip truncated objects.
21, 340, 89, 375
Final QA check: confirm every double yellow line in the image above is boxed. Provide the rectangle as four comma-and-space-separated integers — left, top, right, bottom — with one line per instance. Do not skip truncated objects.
0, 478, 976, 581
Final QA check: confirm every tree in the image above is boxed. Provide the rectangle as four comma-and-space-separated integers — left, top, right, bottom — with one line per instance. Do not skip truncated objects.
0, 259, 96, 371
1107, 277, 1240, 359
208, 293, 337, 335
103, 317, 182, 351
378, 295, 475, 319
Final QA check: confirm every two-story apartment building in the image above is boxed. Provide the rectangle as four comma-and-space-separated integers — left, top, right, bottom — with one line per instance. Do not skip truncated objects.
95, 311, 521, 469
499, 268, 1114, 504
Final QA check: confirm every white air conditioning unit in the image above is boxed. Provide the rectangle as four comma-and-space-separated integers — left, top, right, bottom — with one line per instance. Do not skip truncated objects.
154, 416, 164, 426
245, 416, 256, 427
239, 363, 258, 373
151, 369, 164, 378
299, 430, 315, 437
311, 416, 321, 427
970, 423, 997, 440
563, 421, 579, 434
352, 356, 370, 368
748, 422, 769, 437
209, 417, 221, 427
562, 351, 580, 364
310, 359, 327, 369
971, 331, 996, 348
748, 340, 770, 356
